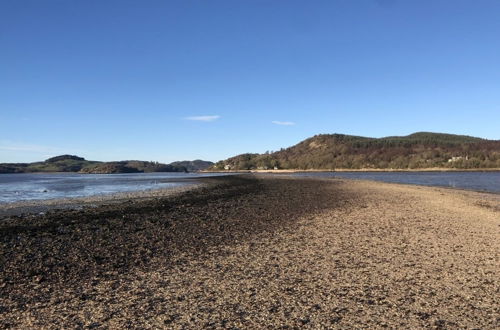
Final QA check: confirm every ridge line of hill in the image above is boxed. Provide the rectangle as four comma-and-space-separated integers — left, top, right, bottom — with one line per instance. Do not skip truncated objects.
0, 156, 214, 174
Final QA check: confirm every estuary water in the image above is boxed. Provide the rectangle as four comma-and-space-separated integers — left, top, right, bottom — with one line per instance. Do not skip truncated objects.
291, 171, 500, 193
0, 172, 226, 203
1, 171, 498, 204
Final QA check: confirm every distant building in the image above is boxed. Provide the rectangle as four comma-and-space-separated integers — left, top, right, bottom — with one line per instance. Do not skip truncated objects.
448, 156, 468, 162
224, 164, 232, 170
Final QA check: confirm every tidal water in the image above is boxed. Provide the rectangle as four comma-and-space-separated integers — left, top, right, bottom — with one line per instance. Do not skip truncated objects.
0, 172, 226, 203
1, 171, 499, 204
291, 171, 500, 193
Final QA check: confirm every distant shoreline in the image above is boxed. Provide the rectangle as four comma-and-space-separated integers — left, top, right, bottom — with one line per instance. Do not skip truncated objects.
204, 167, 500, 173
0, 171, 201, 175
3, 168, 500, 175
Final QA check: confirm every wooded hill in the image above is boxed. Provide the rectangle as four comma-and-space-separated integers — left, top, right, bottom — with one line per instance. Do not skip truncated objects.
169, 160, 215, 172
0, 155, 213, 174
212, 132, 500, 170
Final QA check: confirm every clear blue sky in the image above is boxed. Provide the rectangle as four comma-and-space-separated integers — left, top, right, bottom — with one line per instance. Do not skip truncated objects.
1, 0, 499, 163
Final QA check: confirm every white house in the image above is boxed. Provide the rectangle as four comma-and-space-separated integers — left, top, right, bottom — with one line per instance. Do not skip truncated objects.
448, 156, 468, 162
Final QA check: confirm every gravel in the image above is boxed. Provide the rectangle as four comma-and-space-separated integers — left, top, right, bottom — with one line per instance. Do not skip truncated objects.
0, 174, 498, 328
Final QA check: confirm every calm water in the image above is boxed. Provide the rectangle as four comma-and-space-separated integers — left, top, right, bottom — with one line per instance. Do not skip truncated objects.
2, 171, 499, 204
0, 172, 227, 203
291, 171, 500, 193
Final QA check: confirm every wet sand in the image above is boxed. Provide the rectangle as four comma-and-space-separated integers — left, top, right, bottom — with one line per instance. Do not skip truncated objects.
0, 175, 498, 328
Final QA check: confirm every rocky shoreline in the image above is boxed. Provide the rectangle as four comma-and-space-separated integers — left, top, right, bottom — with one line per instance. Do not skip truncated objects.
0, 175, 498, 328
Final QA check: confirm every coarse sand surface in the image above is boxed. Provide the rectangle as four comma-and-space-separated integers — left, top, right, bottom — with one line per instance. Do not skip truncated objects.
0, 175, 498, 328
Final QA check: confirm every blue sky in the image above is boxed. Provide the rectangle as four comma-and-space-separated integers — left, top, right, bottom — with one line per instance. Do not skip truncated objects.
1, 0, 499, 163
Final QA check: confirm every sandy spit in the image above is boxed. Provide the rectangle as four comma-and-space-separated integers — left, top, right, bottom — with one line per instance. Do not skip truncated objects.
0, 175, 498, 328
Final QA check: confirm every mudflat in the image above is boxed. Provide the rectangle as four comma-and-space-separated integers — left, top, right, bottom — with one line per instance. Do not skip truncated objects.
0, 175, 498, 328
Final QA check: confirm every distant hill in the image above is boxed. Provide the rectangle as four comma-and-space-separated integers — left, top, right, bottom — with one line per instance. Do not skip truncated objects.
45, 155, 86, 163
79, 161, 186, 174
212, 132, 500, 170
0, 155, 211, 174
169, 160, 214, 172
0, 155, 100, 174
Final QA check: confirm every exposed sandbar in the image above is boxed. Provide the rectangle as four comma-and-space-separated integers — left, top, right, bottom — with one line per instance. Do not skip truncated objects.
0, 175, 498, 328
